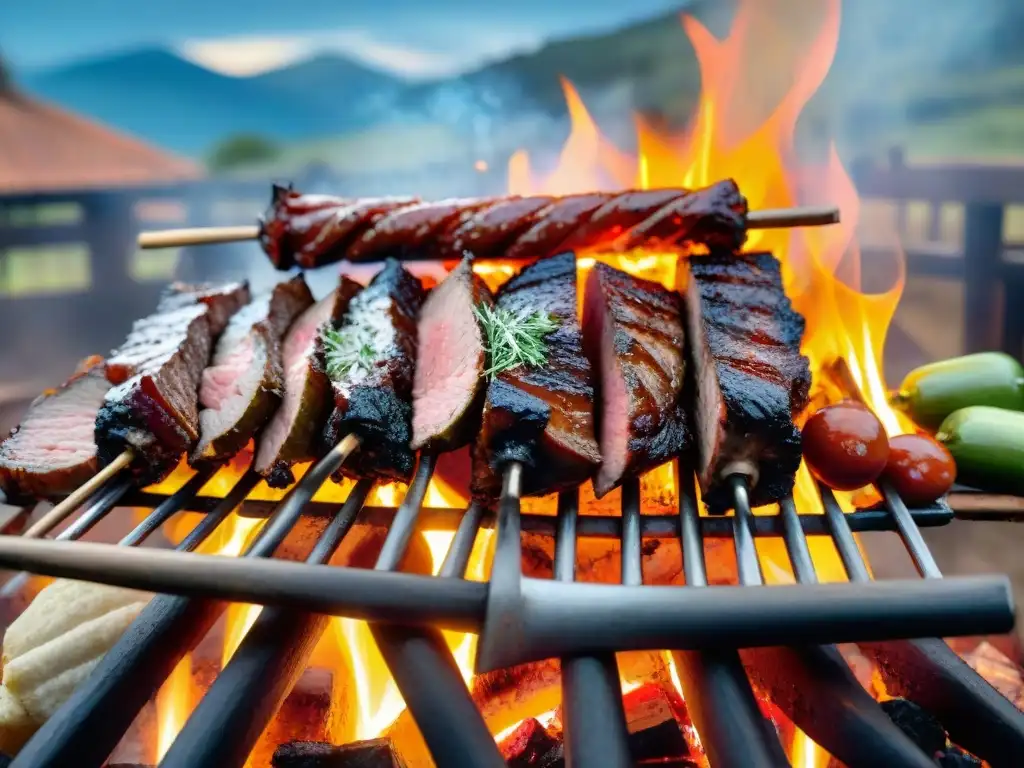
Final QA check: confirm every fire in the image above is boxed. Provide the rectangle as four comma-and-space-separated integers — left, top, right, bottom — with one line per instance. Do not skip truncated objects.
152, 1, 909, 763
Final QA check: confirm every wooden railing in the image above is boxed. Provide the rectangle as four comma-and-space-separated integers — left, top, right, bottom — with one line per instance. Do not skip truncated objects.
853, 148, 1024, 358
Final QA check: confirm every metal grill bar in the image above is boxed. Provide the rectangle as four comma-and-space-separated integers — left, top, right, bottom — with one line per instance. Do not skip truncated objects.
739, 485, 936, 767
557, 487, 632, 768
10, 464, 313, 768
670, 469, 787, 768
120, 467, 219, 547
831, 486, 1024, 767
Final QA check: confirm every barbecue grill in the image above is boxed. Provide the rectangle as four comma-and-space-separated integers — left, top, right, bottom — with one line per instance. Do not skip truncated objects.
0, 442, 1021, 768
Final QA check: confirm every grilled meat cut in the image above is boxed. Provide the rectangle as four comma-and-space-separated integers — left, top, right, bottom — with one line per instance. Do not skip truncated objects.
581, 263, 690, 497
254, 276, 363, 488
0, 357, 110, 500
679, 251, 811, 511
322, 259, 425, 484
471, 252, 601, 499
95, 282, 250, 484
191, 275, 315, 466
259, 181, 747, 270
411, 256, 493, 453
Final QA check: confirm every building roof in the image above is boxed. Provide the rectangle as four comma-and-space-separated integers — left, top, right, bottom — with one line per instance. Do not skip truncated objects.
0, 87, 202, 196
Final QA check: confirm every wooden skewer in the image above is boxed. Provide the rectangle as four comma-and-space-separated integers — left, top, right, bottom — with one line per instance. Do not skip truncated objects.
136, 205, 841, 250
23, 450, 135, 538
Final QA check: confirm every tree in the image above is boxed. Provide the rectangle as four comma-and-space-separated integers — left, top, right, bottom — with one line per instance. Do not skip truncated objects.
206, 134, 282, 172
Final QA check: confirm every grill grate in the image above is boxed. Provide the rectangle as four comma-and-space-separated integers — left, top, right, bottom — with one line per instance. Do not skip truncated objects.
1, 452, 1022, 768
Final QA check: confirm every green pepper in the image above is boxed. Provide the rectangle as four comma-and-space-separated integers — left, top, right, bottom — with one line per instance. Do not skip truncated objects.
891, 352, 1024, 430
936, 406, 1024, 495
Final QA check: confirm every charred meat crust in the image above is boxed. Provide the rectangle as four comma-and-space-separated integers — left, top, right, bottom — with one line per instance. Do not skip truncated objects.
191, 275, 315, 466
0, 356, 109, 500
257, 181, 748, 270
471, 251, 601, 500
582, 262, 690, 497
681, 250, 810, 511
410, 255, 493, 454
322, 259, 425, 484
96, 282, 249, 485
255, 276, 363, 488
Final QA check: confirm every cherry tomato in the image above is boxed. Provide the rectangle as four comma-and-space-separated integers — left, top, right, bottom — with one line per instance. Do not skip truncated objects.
802, 401, 890, 491
881, 433, 956, 506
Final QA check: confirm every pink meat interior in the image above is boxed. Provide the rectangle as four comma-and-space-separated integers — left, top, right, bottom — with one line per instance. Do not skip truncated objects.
582, 268, 628, 495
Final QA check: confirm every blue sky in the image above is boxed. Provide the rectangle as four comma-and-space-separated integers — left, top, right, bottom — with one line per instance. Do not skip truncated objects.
1, 0, 690, 78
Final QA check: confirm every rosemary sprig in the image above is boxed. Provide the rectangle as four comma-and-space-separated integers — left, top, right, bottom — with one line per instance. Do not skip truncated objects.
322, 326, 377, 381
474, 303, 559, 380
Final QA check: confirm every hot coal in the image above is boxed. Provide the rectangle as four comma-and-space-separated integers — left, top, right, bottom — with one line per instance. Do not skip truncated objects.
322, 259, 425, 484
581, 262, 690, 497
254, 276, 363, 488
0, 357, 109, 499
472, 251, 601, 499
96, 282, 250, 484
880, 698, 948, 755
497, 718, 564, 768
192, 275, 315, 466
935, 746, 983, 767
271, 738, 406, 767
411, 255, 492, 453
623, 683, 699, 764
679, 251, 810, 511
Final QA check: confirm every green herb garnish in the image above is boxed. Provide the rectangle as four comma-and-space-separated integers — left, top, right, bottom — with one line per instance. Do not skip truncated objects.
474, 303, 559, 380
322, 326, 377, 381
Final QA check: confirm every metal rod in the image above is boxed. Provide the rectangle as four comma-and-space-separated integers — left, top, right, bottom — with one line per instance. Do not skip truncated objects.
369, 455, 505, 768
730, 476, 765, 586
55, 476, 133, 541
438, 501, 485, 579
116, 492, 956, 536
120, 467, 219, 546
10, 447, 350, 768
819, 485, 873, 583
158, 479, 374, 768
879, 481, 943, 578
557, 488, 632, 768
821, 487, 1024, 766
744, 491, 937, 767
671, 468, 789, 768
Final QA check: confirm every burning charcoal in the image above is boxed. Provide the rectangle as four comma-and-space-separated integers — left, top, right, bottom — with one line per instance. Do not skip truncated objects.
880, 698, 947, 755
271, 738, 406, 768
623, 683, 696, 762
497, 718, 565, 767
935, 746, 983, 767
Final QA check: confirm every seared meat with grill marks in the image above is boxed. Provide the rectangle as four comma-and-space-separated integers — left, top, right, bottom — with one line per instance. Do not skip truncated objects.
411, 256, 493, 453
679, 251, 811, 511
191, 275, 315, 466
259, 181, 748, 269
0, 357, 110, 499
471, 252, 601, 500
322, 259, 425, 484
96, 282, 249, 484
254, 276, 363, 488
581, 263, 690, 497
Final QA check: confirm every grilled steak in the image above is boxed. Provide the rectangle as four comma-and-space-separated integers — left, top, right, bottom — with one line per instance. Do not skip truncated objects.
581, 263, 690, 497
191, 275, 315, 466
95, 282, 249, 484
679, 251, 811, 511
411, 256, 493, 453
322, 259, 425, 484
471, 252, 601, 499
0, 357, 110, 499
254, 276, 363, 488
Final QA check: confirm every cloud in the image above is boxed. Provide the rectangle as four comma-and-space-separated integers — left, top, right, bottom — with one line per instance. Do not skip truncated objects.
178, 26, 543, 78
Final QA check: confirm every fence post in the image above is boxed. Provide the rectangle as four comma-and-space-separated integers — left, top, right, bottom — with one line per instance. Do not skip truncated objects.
962, 203, 1005, 353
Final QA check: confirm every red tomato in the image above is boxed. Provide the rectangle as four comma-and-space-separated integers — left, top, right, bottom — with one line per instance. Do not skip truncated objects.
881, 433, 956, 506
802, 401, 890, 491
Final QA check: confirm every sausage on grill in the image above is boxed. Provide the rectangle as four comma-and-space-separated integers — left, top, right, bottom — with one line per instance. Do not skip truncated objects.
259, 181, 748, 270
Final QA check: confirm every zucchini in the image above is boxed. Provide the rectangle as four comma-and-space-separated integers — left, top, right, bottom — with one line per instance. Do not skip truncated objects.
936, 406, 1024, 495
892, 352, 1024, 430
